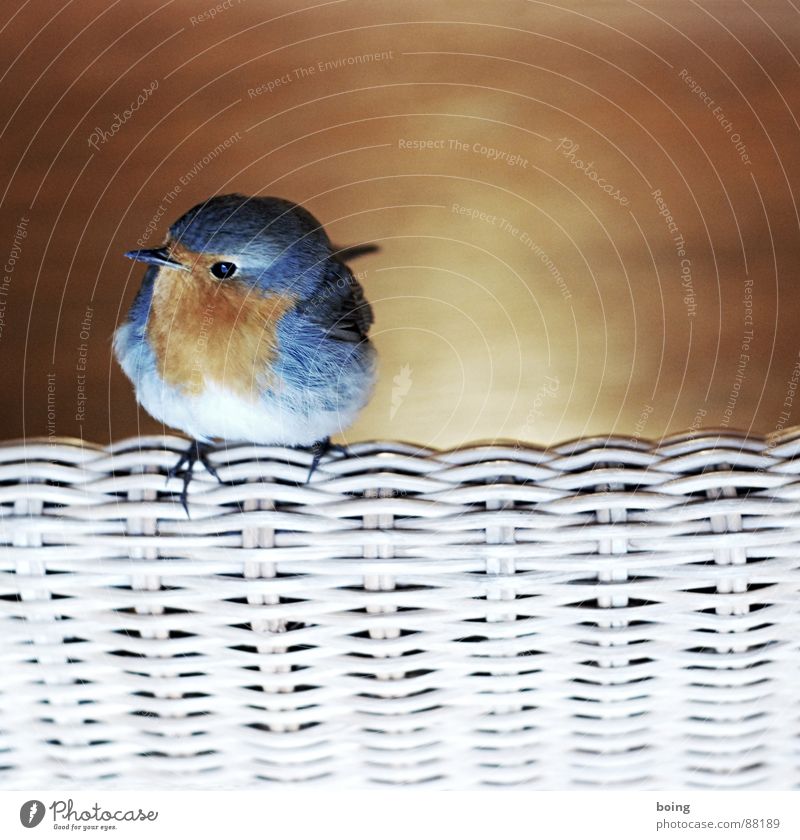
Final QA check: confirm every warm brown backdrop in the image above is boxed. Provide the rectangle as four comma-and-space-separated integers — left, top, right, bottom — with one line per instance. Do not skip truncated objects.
1, 0, 799, 448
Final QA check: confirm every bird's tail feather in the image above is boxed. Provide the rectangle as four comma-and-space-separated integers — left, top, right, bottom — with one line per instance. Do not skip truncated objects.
332, 242, 380, 262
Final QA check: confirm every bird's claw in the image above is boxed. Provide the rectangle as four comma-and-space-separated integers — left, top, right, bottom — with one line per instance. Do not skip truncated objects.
198, 449, 223, 482
166, 450, 191, 482
167, 440, 226, 516
305, 437, 349, 483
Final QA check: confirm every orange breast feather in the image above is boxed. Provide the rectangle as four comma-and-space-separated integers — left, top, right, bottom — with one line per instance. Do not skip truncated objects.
147, 250, 295, 399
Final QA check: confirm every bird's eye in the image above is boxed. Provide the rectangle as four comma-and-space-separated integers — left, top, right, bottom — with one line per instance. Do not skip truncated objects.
210, 261, 237, 279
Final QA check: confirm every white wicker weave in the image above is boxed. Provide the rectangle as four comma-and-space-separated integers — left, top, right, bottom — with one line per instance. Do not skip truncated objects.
1, 431, 799, 789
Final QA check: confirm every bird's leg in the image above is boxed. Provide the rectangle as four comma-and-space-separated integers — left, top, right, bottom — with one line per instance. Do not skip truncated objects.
306, 438, 328, 483
167, 439, 225, 515
305, 436, 350, 482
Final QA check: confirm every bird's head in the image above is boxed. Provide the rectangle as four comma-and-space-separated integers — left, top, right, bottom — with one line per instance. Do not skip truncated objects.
124, 194, 334, 298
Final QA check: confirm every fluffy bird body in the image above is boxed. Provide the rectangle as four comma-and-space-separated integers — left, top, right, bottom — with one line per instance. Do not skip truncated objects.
114, 194, 376, 457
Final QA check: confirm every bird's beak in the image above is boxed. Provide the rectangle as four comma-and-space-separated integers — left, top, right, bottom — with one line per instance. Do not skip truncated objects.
124, 247, 188, 270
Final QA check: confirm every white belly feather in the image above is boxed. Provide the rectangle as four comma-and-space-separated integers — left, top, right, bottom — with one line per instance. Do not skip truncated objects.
114, 322, 373, 445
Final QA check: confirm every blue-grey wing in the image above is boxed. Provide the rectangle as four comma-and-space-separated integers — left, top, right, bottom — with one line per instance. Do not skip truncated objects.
299, 259, 373, 343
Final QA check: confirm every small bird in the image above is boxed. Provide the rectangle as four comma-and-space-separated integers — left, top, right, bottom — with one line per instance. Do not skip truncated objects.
114, 194, 377, 511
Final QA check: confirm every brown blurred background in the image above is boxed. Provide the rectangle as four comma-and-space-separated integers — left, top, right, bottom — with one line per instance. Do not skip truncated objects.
1, 0, 799, 448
